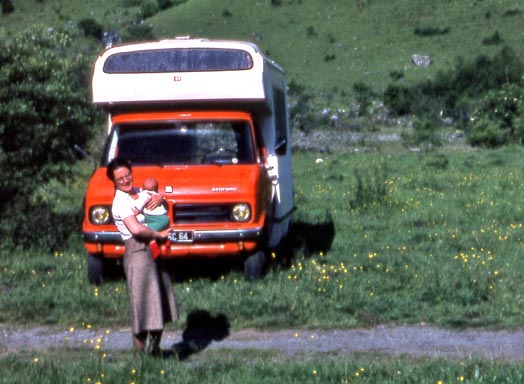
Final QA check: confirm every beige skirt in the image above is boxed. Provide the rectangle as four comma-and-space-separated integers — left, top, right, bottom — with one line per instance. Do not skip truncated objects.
123, 238, 178, 335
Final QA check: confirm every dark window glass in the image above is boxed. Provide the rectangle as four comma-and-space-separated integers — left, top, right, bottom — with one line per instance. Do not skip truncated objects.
273, 87, 289, 155
110, 121, 255, 165
103, 48, 253, 73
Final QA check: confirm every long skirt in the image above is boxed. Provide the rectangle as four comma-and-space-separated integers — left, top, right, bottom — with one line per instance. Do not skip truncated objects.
123, 238, 178, 335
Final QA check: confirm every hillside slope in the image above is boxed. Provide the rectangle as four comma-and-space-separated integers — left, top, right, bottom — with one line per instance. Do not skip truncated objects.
2, 0, 523, 95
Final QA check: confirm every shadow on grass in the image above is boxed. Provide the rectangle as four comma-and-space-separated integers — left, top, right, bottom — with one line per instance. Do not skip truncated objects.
156, 309, 230, 360
272, 216, 336, 269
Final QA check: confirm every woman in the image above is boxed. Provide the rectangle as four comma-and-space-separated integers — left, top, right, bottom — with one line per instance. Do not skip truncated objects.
106, 157, 177, 354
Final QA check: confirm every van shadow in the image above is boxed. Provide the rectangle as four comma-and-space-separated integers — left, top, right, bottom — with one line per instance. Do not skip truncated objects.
159, 309, 230, 360
272, 216, 336, 269
163, 215, 336, 281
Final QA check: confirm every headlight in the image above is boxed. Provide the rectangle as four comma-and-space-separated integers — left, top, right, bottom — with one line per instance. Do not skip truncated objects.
231, 203, 251, 222
90, 206, 111, 225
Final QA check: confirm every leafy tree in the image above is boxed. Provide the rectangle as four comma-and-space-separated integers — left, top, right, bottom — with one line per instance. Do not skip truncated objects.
0, 27, 99, 249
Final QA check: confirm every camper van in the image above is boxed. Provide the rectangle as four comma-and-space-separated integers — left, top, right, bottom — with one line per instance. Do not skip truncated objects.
82, 38, 295, 284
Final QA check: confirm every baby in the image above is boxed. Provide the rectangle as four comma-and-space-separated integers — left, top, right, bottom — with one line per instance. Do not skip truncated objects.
142, 177, 169, 259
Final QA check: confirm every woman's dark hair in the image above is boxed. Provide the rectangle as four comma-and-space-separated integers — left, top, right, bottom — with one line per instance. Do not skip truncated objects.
106, 157, 132, 181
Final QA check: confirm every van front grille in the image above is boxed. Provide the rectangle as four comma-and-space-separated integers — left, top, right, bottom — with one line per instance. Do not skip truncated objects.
173, 204, 232, 223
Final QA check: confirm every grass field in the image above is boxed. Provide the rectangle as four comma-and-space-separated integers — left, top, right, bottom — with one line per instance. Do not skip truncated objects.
3, 146, 524, 331
2, 348, 524, 384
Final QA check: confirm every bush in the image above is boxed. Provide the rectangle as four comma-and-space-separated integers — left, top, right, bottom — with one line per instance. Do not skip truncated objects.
401, 119, 443, 150
383, 46, 524, 126
140, 1, 159, 18
482, 30, 502, 46
156, 0, 172, 10
383, 84, 415, 115
348, 164, 389, 210
0, 28, 99, 250
78, 18, 104, 40
288, 81, 320, 133
1, 0, 14, 14
414, 26, 450, 37
467, 83, 524, 147
124, 22, 155, 41
353, 82, 377, 117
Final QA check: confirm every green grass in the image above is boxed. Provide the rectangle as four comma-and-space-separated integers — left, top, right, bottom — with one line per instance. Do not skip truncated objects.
2, 348, 524, 383
3, 146, 524, 330
2, 0, 524, 96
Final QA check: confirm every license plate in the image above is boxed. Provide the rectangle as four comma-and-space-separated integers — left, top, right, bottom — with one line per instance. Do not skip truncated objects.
168, 230, 193, 243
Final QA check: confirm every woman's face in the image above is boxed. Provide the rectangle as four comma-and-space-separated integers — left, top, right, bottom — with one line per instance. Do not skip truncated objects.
112, 166, 134, 193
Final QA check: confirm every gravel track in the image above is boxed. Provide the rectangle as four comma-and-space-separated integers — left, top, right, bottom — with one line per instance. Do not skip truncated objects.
3, 323, 524, 361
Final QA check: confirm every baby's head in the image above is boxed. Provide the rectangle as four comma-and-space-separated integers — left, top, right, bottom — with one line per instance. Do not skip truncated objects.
143, 177, 158, 193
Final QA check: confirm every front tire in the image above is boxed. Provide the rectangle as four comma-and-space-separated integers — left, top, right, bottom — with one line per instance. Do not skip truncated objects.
244, 250, 267, 281
87, 253, 104, 285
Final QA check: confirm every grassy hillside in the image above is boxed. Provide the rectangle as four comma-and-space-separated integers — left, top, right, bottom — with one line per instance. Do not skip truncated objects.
2, 0, 523, 97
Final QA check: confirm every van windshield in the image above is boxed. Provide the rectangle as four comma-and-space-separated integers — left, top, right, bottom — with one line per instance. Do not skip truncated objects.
106, 120, 256, 166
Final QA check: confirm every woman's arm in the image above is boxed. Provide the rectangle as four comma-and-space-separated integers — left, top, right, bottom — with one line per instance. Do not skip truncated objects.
123, 215, 170, 240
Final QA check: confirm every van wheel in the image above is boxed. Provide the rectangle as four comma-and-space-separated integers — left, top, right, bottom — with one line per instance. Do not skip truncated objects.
244, 250, 266, 281
87, 253, 104, 285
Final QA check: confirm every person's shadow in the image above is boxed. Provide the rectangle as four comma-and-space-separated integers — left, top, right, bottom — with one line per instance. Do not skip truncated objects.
167, 310, 230, 360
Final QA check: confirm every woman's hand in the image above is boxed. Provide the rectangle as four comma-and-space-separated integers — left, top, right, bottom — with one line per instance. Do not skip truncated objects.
158, 228, 172, 239
145, 193, 164, 211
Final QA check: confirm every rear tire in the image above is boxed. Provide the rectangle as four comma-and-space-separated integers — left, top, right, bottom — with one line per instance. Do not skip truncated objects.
244, 250, 267, 281
87, 253, 104, 285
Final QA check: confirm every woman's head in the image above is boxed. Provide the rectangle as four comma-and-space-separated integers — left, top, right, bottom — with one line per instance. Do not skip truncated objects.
107, 158, 133, 192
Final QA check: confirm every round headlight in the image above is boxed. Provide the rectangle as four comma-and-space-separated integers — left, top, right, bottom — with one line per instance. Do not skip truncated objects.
231, 203, 251, 222
90, 206, 111, 225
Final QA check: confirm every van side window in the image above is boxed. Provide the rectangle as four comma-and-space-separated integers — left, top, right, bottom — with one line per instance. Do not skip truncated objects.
273, 87, 288, 155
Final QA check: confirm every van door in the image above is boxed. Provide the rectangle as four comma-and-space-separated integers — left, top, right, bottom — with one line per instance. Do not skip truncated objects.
260, 86, 295, 248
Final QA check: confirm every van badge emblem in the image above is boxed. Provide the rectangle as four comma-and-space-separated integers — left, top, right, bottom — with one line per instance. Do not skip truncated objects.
212, 187, 237, 192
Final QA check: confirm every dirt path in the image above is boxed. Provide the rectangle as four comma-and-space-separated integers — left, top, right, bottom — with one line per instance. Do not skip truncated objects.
3, 323, 524, 361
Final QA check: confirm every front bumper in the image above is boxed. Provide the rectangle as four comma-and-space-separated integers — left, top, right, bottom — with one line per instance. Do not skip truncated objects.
83, 228, 262, 243
82, 228, 263, 258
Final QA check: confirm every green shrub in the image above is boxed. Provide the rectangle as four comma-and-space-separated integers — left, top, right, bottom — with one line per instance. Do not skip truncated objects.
401, 119, 443, 150
348, 164, 388, 210
482, 30, 502, 46
353, 82, 377, 117
288, 81, 320, 133
383, 46, 524, 127
156, 0, 172, 10
124, 22, 155, 41
140, 1, 159, 18
0, 28, 99, 250
1, 0, 14, 14
414, 26, 450, 37
78, 18, 104, 40
467, 83, 524, 147
383, 84, 414, 115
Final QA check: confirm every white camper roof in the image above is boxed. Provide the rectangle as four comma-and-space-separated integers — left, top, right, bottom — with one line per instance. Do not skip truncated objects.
92, 38, 284, 107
